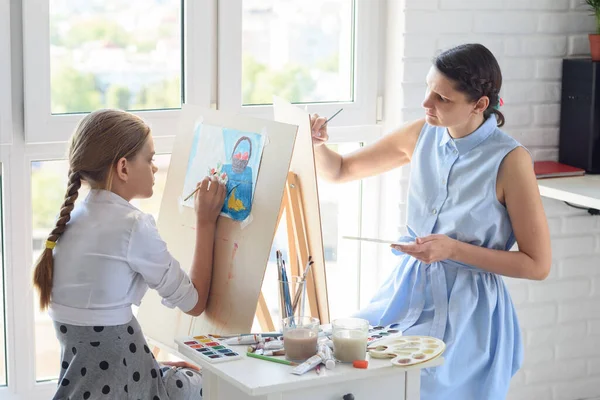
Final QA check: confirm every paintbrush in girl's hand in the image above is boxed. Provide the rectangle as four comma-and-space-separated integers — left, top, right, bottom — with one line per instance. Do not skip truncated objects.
183, 185, 202, 202
184, 182, 239, 202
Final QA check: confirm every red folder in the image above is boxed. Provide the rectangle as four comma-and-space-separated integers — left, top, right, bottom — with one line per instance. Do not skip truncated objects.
534, 161, 585, 179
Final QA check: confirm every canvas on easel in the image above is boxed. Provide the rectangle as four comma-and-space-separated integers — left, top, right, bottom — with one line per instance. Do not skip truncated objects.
136, 105, 297, 351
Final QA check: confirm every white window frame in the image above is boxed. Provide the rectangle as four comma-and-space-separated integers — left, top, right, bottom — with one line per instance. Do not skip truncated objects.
217, 0, 380, 127
0, 0, 12, 145
22, 0, 214, 144
327, 125, 382, 311
1, 138, 179, 400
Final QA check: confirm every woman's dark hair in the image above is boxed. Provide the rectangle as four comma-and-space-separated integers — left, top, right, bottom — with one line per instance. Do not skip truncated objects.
433, 43, 505, 127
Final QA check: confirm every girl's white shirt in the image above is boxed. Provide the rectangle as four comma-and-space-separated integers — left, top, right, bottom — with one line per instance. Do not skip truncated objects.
49, 189, 198, 326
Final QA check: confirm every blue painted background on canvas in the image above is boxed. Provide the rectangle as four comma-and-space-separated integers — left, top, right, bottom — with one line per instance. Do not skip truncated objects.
185, 123, 203, 182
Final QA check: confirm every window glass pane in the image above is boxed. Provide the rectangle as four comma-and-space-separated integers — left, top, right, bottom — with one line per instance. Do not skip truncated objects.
0, 166, 6, 386
32, 155, 170, 381
50, 0, 182, 114
257, 143, 361, 331
318, 143, 362, 319
241, 0, 354, 106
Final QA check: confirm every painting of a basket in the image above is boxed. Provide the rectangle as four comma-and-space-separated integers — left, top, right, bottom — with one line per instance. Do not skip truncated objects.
222, 135, 254, 221
232, 136, 252, 173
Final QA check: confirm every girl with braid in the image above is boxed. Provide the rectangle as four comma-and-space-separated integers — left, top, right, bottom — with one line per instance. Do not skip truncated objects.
311, 44, 551, 399
33, 109, 225, 400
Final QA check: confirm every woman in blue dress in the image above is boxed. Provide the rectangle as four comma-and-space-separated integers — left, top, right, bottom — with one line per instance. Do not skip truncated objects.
311, 44, 551, 400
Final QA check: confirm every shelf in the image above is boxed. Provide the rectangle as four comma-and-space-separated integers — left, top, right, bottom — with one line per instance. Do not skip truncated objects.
538, 175, 600, 210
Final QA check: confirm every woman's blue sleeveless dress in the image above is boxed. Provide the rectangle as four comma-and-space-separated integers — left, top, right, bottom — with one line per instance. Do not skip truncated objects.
355, 115, 524, 400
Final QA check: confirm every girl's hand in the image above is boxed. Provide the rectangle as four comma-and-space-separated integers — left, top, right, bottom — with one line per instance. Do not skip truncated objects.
194, 176, 226, 225
310, 114, 329, 147
391, 234, 457, 264
159, 360, 201, 371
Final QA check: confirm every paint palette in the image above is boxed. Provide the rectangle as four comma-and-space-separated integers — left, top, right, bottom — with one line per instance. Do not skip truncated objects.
367, 323, 403, 345
176, 336, 243, 364
368, 336, 445, 367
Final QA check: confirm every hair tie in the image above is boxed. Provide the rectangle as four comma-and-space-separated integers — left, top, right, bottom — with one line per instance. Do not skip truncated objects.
45, 240, 56, 250
494, 97, 504, 110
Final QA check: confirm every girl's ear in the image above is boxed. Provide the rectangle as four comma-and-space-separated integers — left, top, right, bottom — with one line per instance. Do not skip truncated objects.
115, 157, 129, 182
473, 96, 490, 115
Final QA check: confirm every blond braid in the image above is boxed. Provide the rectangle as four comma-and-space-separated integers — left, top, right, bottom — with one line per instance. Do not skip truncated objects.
32, 171, 81, 310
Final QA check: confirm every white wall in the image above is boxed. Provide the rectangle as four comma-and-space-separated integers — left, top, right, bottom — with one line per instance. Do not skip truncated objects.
382, 1, 600, 399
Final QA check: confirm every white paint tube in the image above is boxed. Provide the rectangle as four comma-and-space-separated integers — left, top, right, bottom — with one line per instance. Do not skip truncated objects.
263, 349, 286, 357
224, 334, 262, 345
291, 354, 322, 376
317, 343, 336, 370
264, 340, 284, 350
290, 343, 335, 375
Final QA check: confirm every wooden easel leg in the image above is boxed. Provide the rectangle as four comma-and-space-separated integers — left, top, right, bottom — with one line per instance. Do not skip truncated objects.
152, 346, 161, 359
256, 291, 275, 332
285, 172, 321, 319
285, 200, 300, 278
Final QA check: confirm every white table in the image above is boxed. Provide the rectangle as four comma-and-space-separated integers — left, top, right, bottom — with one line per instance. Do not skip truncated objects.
538, 175, 600, 210
197, 351, 444, 400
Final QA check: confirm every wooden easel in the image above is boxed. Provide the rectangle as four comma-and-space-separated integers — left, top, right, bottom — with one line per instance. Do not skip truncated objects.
152, 171, 327, 360
255, 171, 330, 331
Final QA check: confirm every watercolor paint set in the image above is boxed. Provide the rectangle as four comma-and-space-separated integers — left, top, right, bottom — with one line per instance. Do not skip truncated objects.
176, 336, 243, 364
368, 335, 445, 367
367, 323, 403, 345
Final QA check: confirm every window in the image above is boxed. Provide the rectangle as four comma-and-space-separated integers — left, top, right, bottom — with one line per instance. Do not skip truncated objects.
31, 160, 83, 381
49, 0, 182, 114
23, 0, 212, 144
0, 166, 6, 386
318, 144, 363, 319
241, 0, 354, 105
32, 155, 171, 381
0, 0, 11, 144
219, 0, 379, 125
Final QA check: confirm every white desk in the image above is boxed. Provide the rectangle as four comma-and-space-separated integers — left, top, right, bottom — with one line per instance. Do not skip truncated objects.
538, 175, 600, 209
198, 352, 444, 400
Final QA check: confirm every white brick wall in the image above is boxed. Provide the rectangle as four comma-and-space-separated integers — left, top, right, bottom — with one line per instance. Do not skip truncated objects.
382, 1, 600, 399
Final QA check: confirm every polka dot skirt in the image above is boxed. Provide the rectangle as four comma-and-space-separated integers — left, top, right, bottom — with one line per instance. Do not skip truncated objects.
52, 317, 203, 400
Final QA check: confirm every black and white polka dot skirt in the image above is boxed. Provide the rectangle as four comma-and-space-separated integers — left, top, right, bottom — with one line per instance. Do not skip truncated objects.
52, 316, 203, 400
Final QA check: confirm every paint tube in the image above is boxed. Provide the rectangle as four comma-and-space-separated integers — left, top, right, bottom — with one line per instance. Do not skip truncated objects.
264, 340, 284, 350
246, 341, 266, 353
291, 354, 323, 376
224, 334, 262, 345
317, 343, 336, 370
319, 338, 334, 349
263, 349, 286, 357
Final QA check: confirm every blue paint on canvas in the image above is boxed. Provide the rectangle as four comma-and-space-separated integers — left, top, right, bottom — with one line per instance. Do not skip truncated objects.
220, 129, 264, 221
